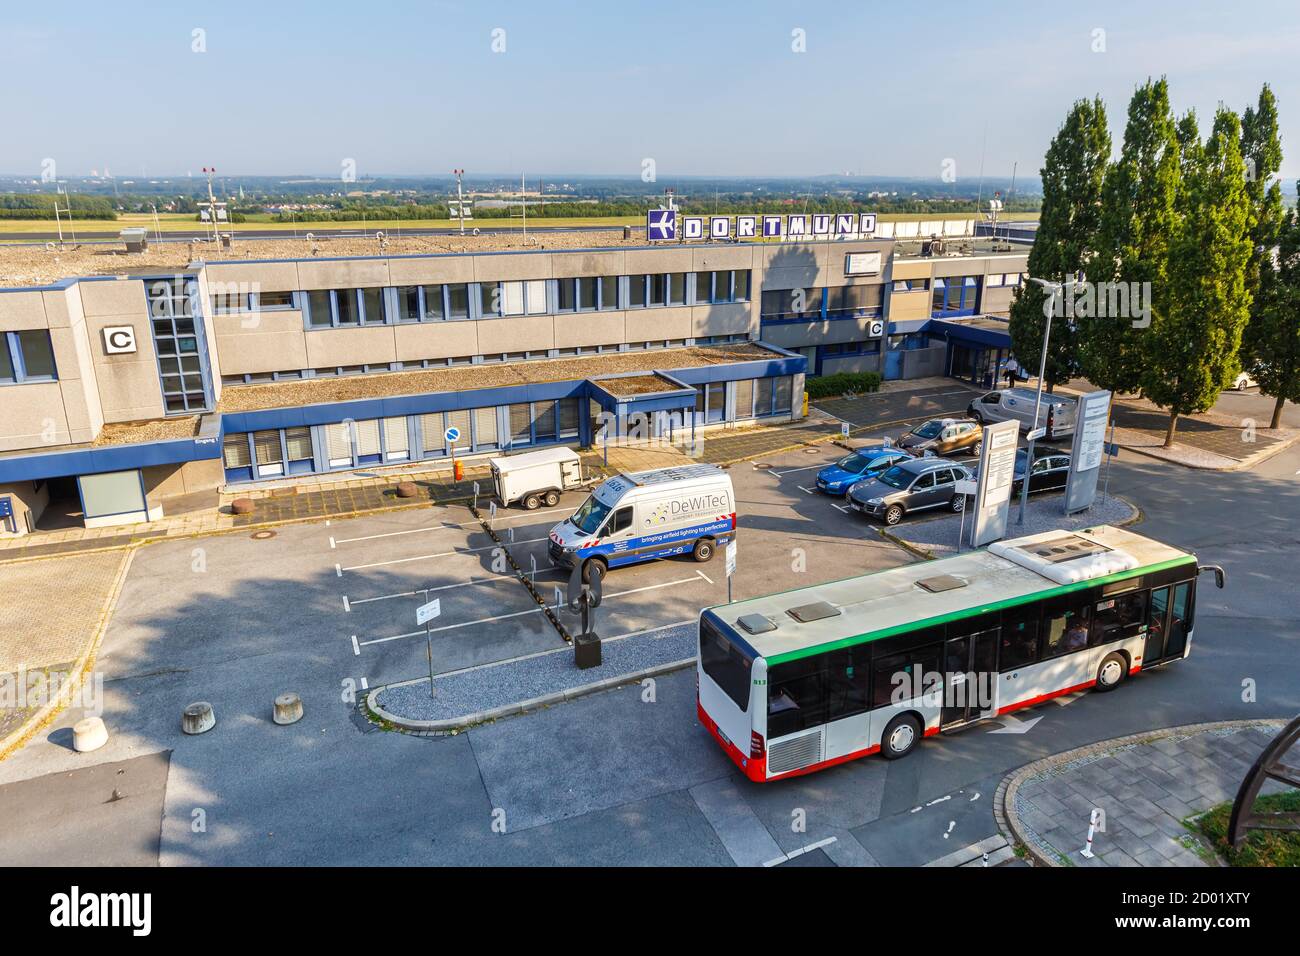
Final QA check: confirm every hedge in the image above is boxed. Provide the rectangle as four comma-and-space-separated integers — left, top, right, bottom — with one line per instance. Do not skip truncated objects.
805, 372, 882, 400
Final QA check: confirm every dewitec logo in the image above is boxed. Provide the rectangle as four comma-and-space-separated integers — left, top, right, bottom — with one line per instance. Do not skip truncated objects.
49, 886, 151, 936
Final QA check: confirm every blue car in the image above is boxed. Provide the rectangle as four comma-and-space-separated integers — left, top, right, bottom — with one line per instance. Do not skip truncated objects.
815, 444, 913, 496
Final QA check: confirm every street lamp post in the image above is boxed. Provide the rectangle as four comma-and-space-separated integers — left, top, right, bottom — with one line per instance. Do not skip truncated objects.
1018, 278, 1062, 525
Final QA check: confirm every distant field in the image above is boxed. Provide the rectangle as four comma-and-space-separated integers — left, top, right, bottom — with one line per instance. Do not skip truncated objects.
0, 209, 1037, 238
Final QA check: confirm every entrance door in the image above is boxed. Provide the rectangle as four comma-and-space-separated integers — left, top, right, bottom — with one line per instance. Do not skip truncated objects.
1143, 584, 1192, 666
941, 629, 999, 727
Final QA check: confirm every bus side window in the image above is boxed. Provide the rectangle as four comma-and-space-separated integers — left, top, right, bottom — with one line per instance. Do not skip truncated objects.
1000, 618, 1039, 669
767, 658, 827, 739
1090, 590, 1147, 646
871, 646, 939, 708
1043, 598, 1090, 658
824, 645, 871, 721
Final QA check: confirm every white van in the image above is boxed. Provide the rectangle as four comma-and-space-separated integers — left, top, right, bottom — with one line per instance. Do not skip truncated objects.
548, 464, 736, 580
489, 447, 584, 509
967, 386, 1078, 439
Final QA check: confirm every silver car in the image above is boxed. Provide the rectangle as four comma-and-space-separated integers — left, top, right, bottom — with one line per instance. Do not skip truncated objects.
846, 457, 972, 526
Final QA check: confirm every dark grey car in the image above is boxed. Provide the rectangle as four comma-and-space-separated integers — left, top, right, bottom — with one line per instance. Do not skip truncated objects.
846, 457, 972, 526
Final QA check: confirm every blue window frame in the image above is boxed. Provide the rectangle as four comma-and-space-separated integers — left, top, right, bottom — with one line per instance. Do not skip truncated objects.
0, 330, 58, 384
891, 278, 929, 292
932, 276, 981, 317
304, 288, 387, 328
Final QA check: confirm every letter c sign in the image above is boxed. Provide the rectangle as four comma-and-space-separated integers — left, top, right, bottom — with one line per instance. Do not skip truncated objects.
103, 326, 137, 354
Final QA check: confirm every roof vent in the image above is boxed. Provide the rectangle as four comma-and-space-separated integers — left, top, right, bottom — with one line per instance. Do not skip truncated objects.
785, 601, 841, 624
917, 574, 967, 594
737, 613, 777, 635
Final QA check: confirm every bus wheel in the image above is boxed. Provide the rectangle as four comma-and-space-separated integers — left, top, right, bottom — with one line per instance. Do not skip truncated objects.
524, 493, 541, 510
883, 504, 904, 526
881, 714, 921, 759
581, 558, 606, 584
692, 538, 714, 562
544, 490, 560, 507
1095, 653, 1127, 692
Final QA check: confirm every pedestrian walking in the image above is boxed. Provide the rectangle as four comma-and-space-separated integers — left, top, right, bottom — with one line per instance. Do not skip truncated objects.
1005, 355, 1021, 388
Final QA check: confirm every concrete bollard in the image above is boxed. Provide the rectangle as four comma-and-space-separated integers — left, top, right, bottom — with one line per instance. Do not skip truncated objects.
182, 701, 216, 735
73, 716, 109, 753
395, 481, 418, 498
273, 693, 303, 725
231, 498, 254, 515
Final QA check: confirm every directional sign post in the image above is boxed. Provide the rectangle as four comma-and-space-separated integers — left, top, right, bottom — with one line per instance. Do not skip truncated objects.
841, 422, 851, 439
446, 426, 462, 485
416, 593, 442, 698
725, 540, 737, 604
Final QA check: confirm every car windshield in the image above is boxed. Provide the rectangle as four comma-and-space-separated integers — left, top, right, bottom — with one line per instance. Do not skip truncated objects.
876, 465, 911, 489
836, 453, 870, 472
570, 494, 613, 535
913, 421, 943, 439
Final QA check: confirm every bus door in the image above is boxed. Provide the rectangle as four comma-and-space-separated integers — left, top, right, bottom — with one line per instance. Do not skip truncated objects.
1143, 582, 1193, 667
940, 629, 999, 728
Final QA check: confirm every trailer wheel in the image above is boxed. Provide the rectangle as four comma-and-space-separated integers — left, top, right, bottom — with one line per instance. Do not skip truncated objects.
524, 493, 541, 510
692, 538, 715, 562
544, 490, 560, 507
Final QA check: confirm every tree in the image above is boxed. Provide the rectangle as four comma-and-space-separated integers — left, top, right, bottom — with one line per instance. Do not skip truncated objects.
1080, 79, 1180, 395
1009, 96, 1110, 392
1244, 189, 1300, 428
1239, 84, 1289, 427
1142, 107, 1254, 445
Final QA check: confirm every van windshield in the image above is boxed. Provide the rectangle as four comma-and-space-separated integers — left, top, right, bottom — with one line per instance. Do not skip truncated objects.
570, 495, 612, 535
876, 465, 911, 489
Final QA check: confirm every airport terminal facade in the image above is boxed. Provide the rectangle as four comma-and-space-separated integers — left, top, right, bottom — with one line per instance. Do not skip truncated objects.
0, 229, 1026, 535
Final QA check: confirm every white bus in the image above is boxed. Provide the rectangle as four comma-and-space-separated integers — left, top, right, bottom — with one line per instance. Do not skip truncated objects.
697, 525, 1224, 782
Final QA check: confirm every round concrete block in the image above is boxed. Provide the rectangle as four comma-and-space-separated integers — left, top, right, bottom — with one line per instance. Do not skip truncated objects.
231, 498, 254, 515
273, 693, 303, 725
73, 716, 108, 753
395, 481, 418, 499
182, 701, 216, 735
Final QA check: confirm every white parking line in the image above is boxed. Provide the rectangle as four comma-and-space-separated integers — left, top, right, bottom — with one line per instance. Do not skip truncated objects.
797, 485, 815, 494
696, 569, 714, 585
356, 575, 704, 649
832, 503, 849, 513
343, 595, 351, 612
333, 508, 570, 545
771, 463, 825, 477
335, 564, 342, 577
329, 536, 336, 549
347, 569, 566, 607
340, 537, 547, 573
351, 635, 360, 655
763, 836, 838, 867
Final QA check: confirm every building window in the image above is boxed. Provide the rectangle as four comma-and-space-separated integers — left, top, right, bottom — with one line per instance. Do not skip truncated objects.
628, 274, 647, 309
932, 276, 981, 316
447, 284, 470, 319
599, 275, 619, 310
826, 284, 883, 317
576, 276, 597, 310
145, 277, 209, 413
253, 290, 296, 310
696, 270, 750, 304
0, 330, 57, 383
305, 288, 386, 327
222, 433, 253, 483
252, 430, 285, 478
557, 278, 578, 312
891, 278, 929, 292
760, 287, 822, 321
284, 427, 314, 474
210, 289, 246, 313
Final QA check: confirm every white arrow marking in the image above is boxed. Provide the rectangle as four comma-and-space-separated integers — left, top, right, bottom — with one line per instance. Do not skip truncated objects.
988, 713, 1044, 734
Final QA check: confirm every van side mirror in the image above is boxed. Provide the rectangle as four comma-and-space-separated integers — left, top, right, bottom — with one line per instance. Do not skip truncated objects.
1198, 564, 1226, 589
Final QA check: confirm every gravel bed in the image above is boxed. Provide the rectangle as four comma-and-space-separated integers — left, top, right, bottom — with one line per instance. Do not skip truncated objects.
376, 621, 697, 723
892, 493, 1137, 558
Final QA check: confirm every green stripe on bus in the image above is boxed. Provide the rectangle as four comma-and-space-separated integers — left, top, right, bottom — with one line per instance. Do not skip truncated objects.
765, 557, 1198, 665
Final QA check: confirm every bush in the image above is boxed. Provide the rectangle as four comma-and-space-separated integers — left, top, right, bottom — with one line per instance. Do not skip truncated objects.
806, 372, 881, 400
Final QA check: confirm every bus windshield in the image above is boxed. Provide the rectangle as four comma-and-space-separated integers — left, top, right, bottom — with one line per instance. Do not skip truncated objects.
570, 494, 612, 535
700, 616, 753, 710
876, 465, 911, 489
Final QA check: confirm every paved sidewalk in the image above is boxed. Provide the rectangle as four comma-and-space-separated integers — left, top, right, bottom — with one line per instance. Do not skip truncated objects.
998, 720, 1287, 867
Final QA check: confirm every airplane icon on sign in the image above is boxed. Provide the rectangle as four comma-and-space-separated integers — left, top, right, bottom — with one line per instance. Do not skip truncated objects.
647, 209, 677, 241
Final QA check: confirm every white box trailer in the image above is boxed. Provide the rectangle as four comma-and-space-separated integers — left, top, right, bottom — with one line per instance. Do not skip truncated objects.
489, 447, 584, 509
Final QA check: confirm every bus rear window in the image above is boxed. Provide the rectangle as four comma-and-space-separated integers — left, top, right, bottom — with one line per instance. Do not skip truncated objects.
700, 617, 753, 711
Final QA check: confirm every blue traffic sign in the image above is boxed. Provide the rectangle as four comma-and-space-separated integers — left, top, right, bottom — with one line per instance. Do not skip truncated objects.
444, 426, 461, 443
647, 209, 676, 241
0, 497, 10, 519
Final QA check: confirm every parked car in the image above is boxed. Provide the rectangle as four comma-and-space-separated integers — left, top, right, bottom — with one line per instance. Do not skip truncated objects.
967, 387, 1077, 439
1231, 371, 1257, 391
896, 418, 983, 457
968, 449, 1072, 499
847, 457, 973, 525
815, 444, 913, 496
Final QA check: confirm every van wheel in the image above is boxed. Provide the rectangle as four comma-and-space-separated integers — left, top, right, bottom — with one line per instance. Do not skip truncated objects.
1095, 653, 1127, 692
881, 714, 921, 759
883, 504, 904, 526
692, 538, 714, 562
950, 494, 966, 513
523, 493, 541, 510
543, 490, 560, 507
581, 558, 606, 584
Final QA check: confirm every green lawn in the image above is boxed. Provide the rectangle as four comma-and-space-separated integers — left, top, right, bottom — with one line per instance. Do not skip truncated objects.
1194, 790, 1300, 866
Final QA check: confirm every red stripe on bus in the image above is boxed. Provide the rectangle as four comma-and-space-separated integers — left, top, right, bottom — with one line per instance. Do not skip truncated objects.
997, 678, 1095, 714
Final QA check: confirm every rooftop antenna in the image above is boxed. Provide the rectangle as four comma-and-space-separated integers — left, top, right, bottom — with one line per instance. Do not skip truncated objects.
53, 184, 76, 247
453, 168, 467, 235
197, 167, 227, 244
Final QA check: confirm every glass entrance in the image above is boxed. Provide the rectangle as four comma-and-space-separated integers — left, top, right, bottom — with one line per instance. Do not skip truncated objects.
940, 629, 999, 727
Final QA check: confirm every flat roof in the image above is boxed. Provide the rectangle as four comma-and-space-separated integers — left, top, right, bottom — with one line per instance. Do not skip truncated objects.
217, 342, 777, 414
710, 525, 1193, 663
597, 374, 683, 396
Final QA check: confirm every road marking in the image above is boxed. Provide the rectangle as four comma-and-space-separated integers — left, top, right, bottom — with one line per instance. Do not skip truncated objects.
691, 778, 785, 868
771, 463, 825, 477
763, 837, 839, 867
340, 537, 547, 572
356, 576, 700, 649
696, 569, 714, 585
329, 536, 336, 549
343, 595, 351, 613
348, 569, 565, 606
351, 635, 360, 655
333, 508, 569, 545
335, 564, 342, 578
797, 485, 814, 494
360, 677, 368, 689
832, 503, 849, 512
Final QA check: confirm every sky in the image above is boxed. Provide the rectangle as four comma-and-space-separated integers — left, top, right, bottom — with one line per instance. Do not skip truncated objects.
3, 0, 1299, 182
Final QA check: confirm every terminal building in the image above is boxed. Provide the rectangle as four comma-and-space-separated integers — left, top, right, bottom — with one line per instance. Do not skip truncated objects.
0, 221, 1026, 536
